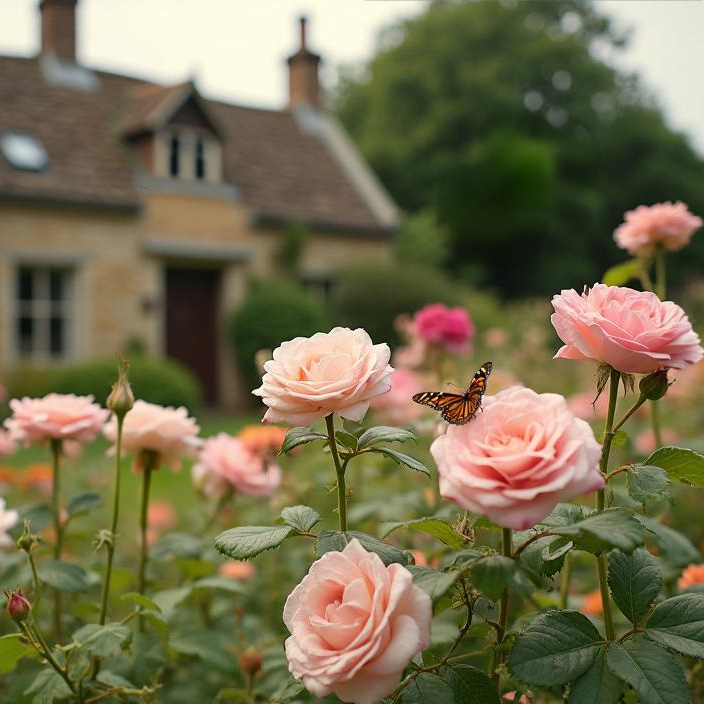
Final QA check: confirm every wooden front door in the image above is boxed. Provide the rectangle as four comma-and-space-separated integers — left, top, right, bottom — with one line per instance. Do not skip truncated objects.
165, 267, 221, 406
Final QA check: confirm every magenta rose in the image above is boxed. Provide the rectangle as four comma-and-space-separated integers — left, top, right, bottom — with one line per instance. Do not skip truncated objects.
614, 201, 702, 256
253, 327, 393, 426
430, 386, 603, 530
551, 284, 703, 374
283, 539, 432, 704
413, 303, 474, 355
5, 394, 108, 447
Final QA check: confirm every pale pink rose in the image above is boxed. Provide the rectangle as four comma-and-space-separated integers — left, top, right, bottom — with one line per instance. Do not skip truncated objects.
431, 386, 603, 530
104, 400, 200, 472
192, 433, 281, 498
369, 368, 423, 426
567, 391, 609, 421
284, 539, 432, 704
0, 497, 19, 548
0, 430, 16, 458
552, 284, 703, 374
413, 303, 474, 355
253, 327, 393, 426
219, 560, 257, 580
634, 428, 680, 456
614, 201, 702, 256
5, 394, 108, 447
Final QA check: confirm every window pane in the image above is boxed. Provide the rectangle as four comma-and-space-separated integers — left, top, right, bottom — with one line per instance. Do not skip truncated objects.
50, 316, 64, 356
195, 140, 205, 180
169, 135, 180, 177
49, 269, 65, 302
18, 267, 33, 301
18, 316, 33, 356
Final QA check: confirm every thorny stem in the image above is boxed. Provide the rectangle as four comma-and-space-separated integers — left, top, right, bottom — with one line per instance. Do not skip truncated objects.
50, 438, 63, 641
559, 552, 573, 610
137, 451, 158, 631
512, 530, 553, 558
20, 621, 76, 695
325, 414, 347, 532
492, 528, 513, 685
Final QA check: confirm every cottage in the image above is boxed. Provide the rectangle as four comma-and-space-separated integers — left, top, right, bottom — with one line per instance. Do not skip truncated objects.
0, 0, 399, 406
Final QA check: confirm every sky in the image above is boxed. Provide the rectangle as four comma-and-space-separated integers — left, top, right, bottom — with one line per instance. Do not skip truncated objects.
1, 0, 703, 152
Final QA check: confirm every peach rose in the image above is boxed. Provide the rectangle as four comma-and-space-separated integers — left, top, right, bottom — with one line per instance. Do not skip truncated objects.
677, 563, 704, 590
431, 386, 603, 530
614, 201, 702, 256
369, 368, 423, 426
192, 433, 281, 498
146, 500, 176, 546
219, 560, 257, 580
5, 394, 108, 446
19, 464, 53, 497
253, 327, 393, 426
284, 539, 432, 704
237, 424, 287, 457
0, 430, 16, 458
551, 284, 703, 374
104, 400, 200, 472
580, 589, 603, 616
0, 498, 19, 548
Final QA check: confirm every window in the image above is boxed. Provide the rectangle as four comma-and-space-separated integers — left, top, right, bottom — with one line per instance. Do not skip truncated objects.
169, 134, 180, 177
15, 267, 74, 360
302, 274, 334, 301
195, 139, 205, 180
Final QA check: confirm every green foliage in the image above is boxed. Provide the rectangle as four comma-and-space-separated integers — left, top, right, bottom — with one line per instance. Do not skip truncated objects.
380, 517, 468, 549
644, 594, 704, 658
643, 445, 704, 489
214, 525, 295, 560
24, 668, 72, 704
444, 664, 500, 704
470, 556, 521, 601
406, 566, 460, 601
602, 259, 644, 287
0, 634, 39, 675
607, 549, 662, 625
395, 208, 450, 269
37, 560, 92, 592
229, 281, 329, 389
279, 506, 321, 533
72, 623, 132, 658
315, 530, 409, 566
66, 492, 103, 519
549, 508, 645, 553
626, 465, 671, 509
280, 427, 328, 453
398, 673, 454, 703
569, 651, 622, 704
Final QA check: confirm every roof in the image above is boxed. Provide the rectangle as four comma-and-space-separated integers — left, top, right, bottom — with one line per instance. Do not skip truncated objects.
0, 54, 399, 234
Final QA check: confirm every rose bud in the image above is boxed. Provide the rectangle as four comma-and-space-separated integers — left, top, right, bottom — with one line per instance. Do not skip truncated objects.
239, 648, 263, 676
4, 588, 31, 623
639, 369, 670, 401
106, 359, 135, 419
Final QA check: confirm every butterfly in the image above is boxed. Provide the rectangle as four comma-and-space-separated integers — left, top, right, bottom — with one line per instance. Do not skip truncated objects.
412, 362, 493, 425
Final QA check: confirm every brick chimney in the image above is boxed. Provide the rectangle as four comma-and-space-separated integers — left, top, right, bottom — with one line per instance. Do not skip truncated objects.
40, 0, 78, 62
287, 17, 321, 110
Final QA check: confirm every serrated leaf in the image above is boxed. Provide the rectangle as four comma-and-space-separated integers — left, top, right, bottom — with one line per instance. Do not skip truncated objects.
368, 447, 430, 476
24, 667, 72, 704
72, 623, 132, 658
602, 258, 643, 286
193, 575, 247, 594
644, 445, 704, 488
335, 430, 359, 451
444, 664, 501, 704
97, 670, 136, 689
605, 637, 689, 704
214, 525, 294, 560
537, 502, 586, 529
627, 465, 671, 508
519, 535, 570, 579
608, 549, 662, 625
279, 427, 327, 453
644, 593, 704, 658
552, 508, 645, 553
279, 505, 321, 533
508, 610, 603, 686
639, 517, 701, 567
37, 560, 91, 592
122, 592, 162, 612
0, 633, 40, 675
470, 555, 516, 601
66, 491, 103, 518
170, 632, 235, 671
399, 672, 454, 703
315, 530, 408, 566
357, 426, 416, 449
151, 532, 203, 560
270, 676, 306, 703
569, 650, 623, 704
406, 566, 460, 601
379, 517, 467, 549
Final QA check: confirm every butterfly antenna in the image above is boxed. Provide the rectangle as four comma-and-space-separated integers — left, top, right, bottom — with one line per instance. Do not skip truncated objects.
447, 381, 461, 391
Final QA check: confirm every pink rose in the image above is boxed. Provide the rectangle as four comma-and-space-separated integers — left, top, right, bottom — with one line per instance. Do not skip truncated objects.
430, 386, 603, 530
219, 560, 257, 580
192, 433, 281, 498
5, 394, 108, 447
253, 327, 393, 426
634, 428, 680, 456
413, 303, 474, 355
0, 430, 16, 459
614, 201, 702, 256
284, 539, 432, 704
146, 500, 177, 546
0, 498, 19, 548
369, 368, 423, 426
104, 400, 200, 472
566, 391, 609, 422
551, 284, 703, 374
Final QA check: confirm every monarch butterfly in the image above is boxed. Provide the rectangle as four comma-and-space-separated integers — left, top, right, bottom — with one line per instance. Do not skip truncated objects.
412, 362, 493, 425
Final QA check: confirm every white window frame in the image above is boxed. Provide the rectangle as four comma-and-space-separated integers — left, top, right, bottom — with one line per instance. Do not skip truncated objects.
156, 128, 221, 183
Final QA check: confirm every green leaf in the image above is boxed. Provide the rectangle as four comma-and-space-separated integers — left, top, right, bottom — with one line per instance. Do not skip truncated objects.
380, 517, 468, 549
214, 525, 294, 560
270, 676, 306, 703
335, 430, 359, 451
122, 592, 162, 612
398, 672, 454, 703
72, 623, 132, 658
470, 556, 516, 601
639, 517, 701, 567
279, 505, 321, 533
18, 502, 54, 533
602, 259, 643, 287
519, 535, 570, 578
151, 532, 203, 560
315, 530, 409, 566
444, 664, 501, 704
644, 593, 704, 658
605, 637, 689, 704
627, 465, 671, 508
608, 549, 662, 625
279, 427, 327, 453
37, 560, 91, 592
407, 566, 460, 601
0, 633, 40, 675
368, 447, 430, 476
552, 508, 645, 553
170, 632, 236, 671
142, 611, 170, 645
357, 425, 416, 449
508, 610, 603, 686
97, 671, 136, 689
151, 586, 192, 615
66, 491, 103, 518
569, 649, 622, 704
538, 502, 586, 528
644, 445, 704, 488
193, 576, 247, 594
24, 667, 72, 703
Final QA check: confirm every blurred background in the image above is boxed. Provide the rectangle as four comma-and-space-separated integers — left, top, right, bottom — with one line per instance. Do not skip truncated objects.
1, 0, 704, 413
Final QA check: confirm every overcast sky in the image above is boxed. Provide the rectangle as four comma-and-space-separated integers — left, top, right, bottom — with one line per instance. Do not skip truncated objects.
1, 0, 703, 152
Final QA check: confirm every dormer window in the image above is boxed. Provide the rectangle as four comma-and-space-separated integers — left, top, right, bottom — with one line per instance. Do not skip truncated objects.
195, 139, 205, 180
169, 134, 180, 177
155, 129, 221, 183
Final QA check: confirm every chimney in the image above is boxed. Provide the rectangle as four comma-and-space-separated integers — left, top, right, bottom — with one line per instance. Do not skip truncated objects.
40, 0, 78, 62
286, 17, 322, 110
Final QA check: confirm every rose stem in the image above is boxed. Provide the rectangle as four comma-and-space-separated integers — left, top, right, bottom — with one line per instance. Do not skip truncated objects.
492, 527, 512, 685
50, 438, 63, 640
559, 552, 572, 610
137, 451, 157, 630
596, 368, 619, 641
99, 412, 124, 626
325, 414, 347, 532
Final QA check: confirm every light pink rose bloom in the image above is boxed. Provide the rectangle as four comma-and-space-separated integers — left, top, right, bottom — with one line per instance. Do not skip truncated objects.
634, 428, 680, 456
5, 394, 108, 447
369, 368, 423, 426
551, 284, 703, 374
0, 430, 16, 458
0, 497, 19, 548
413, 303, 474, 355
146, 500, 177, 546
431, 386, 603, 530
284, 539, 432, 704
566, 391, 609, 422
104, 400, 200, 472
614, 201, 702, 256
192, 433, 281, 498
253, 327, 393, 426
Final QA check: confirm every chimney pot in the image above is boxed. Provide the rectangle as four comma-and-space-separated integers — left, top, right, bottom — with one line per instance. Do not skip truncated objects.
287, 16, 322, 111
299, 16, 307, 50
40, 0, 78, 62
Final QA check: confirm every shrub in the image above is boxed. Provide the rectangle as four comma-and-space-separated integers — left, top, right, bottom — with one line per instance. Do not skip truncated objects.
229, 281, 330, 389
6, 356, 201, 411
